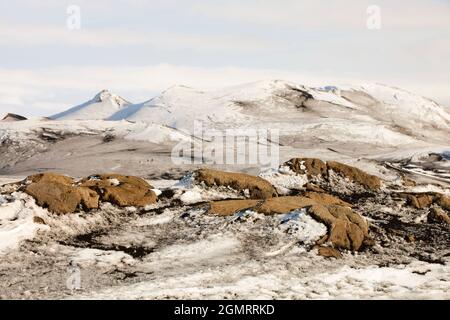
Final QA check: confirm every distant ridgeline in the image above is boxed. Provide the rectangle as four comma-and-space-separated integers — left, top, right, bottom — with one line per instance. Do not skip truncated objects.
1, 113, 27, 122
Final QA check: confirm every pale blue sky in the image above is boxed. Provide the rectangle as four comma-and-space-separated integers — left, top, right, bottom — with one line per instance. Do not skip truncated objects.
1, 0, 449, 117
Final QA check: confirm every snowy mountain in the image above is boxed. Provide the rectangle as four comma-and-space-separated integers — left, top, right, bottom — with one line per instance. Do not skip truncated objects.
51, 81, 450, 138
1, 80, 449, 176
50, 90, 131, 120
102, 80, 450, 146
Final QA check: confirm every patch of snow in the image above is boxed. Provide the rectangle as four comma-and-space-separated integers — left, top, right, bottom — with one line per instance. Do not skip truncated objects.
278, 209, 327, 244
359, 83, 450, 131
149, 179, 180, 190
260, 166, 308, 194
125, 207, 138, 213
75, 259, 450, 300
123, 123, 192, 144
174, 174, 195, 189
70, 248, 135, 268
302, 261, 450, 299
0, 193, 49, 254
134, 211, 174, 226
230, 210, 264, 224
151, 189, 162, 197
108, 178, 120, 186
406, 184, 450, 196
142, 234, 241, 269
51, 90, 131, 121
179, 189, 204, 204
178, 185, 246, 205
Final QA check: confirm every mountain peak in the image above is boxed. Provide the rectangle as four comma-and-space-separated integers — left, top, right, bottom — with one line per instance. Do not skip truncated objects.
1, 113, 28, 122
93, 90, 130, 107
50, 90, 131, 120
94, 89, 112, 101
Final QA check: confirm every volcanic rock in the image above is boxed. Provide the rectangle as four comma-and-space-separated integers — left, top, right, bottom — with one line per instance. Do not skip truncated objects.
428, 207, 450, 225
80, 174, 157, 207
196, 169, 277, 199
24, 174, 99, 214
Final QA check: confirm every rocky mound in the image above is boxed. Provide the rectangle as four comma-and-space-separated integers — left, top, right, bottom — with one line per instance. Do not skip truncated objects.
195, 168, 278, 199
208, 192, 370, 252
11, 158, 449, 260
402, 192, 450, 211
24, 173, 99, 214
283, 158, 382, 192
327, 161, 381, 190
288, 158, 328, 178
80, 174, 157, 207
428, 207, 450, 225
23, 173, 157, 214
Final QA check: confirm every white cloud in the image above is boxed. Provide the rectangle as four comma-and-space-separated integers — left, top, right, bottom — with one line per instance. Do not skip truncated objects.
0, 23, 266, 52
192, 0, 450, 29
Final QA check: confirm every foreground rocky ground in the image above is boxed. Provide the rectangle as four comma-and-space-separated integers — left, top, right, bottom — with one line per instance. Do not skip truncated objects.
0, 158, 449, 299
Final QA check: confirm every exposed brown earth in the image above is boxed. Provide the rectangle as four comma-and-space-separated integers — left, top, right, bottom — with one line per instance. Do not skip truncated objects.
284, 158, 382, 191
287, 158, 328, 177
25, 180, 99, 214
303, 191, 352, 207
308, 204, 368, 251
428, 207, 450, 225
208, 191, 369, 252
315, 246, 343, 259
406, 194, 434, 209
401, 192, 450, 211
209, 199, 260, 216
196, 168, 278, 199
436, 194, 450, 210
80, 174, 157, 207
304, 183, 325, 193
23, 172, 157, 214
326, 161, 381, 190
26, 172, 74, 186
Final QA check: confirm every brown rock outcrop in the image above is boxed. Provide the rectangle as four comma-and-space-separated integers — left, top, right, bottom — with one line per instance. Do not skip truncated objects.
283, 158, 382, 191
196, 169, 277, 199
209, 199, 260, 216
303, 191, 352, 207
428, 207, 450, 225
326, 161, 381, 190
26, 172, 74, 186
208, 193, 369, 251
436, 195, 450, 211
80, 174, 157, 207
316, 246, 343, 259
286, 158, 328, 177
24, 172, 157, 214
24, 173, 99, 214
406, 194, 434, 209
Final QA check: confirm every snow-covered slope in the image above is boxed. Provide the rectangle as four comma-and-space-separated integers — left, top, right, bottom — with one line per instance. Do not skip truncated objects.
0, 119, 192, 145
104, 80, 450, 146
50, 81, 450, 142
344, 84, 450, 130
1, 79, 446, 163
108, 84, 253, 129
51, 90, 131, 121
